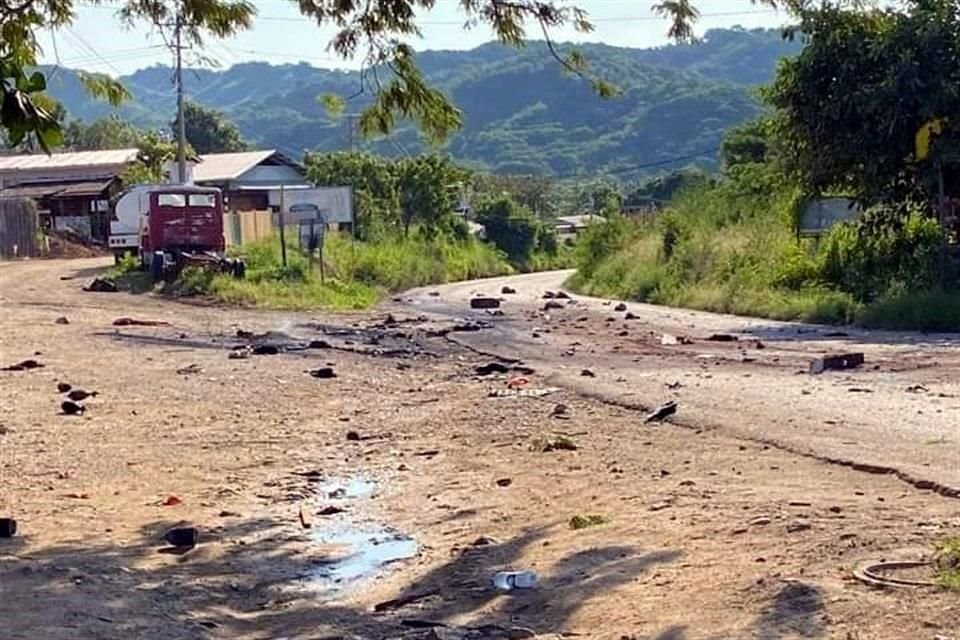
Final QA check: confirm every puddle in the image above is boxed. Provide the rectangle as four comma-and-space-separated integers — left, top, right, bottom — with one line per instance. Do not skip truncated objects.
304, 475, 418, 592
315, 476, 376, 500
310, 527, 418, 588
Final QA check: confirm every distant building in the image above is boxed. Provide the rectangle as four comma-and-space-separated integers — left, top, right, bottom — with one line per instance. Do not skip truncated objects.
553, 213, 606, 240
189, 150, 309, 211
0, 148, 138, 241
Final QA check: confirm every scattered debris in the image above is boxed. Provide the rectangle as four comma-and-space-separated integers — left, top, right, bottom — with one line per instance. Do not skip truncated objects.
218, 510, 241, 518
84, 278, 117, 293
543, 300, 564, 310
786, 520, 812, 533
0, 517, 17, 538
614, 302, 627, 312
506, 376, 529, 389
555, 291, 571, 299
625, 312, 639, 320
162, 495, 183, 506
823, 331, 850, 338
493, 570, 538, 590
113, 317, 170, 327
2, 359, 44, 371
413, 449, 440, 457
475, 362, 511, 376
318, 505, 346, 516
57, 382, 72, 393
373, 589, 440, 613
490, 387, 559, 398
530, 435, 578, 452
428, 291, 440, 297
569, 514, 607, 530
906, 384, 929, 393
66, 389, 97, 402
308, 339, 332, 349
706, 333, 738, 342
308, 367, 337, 379
848, 387, 873, 393
649, 501, 672, 512
54, 316, 70, 325
495, 478, 513, 487
749, 516, 772, 526
644, 400, 677, 423
251, 344, 280, 355
298, 504, 312, 529
580, 368, 596, 378
61, 400, 85, 416
810, 352, 865, 375
346, 430, 361, 441
659, 333, 689, 346
501, 286, 516, 295
64, 492, 90, 499
228, 348, 251, 360
665, 381, 683, 390
550, 403, 570, 419
542, 291, 557, 299
470, 297, 501, 310
176, 364, 202, 375
472, 536, 498, 547
163, 526, 199, 548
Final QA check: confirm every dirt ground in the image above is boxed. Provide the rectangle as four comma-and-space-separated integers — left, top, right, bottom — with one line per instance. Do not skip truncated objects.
0, 258, 958, 640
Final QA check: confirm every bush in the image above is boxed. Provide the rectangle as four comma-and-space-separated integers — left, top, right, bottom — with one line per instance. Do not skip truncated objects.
475, 196, 540, 266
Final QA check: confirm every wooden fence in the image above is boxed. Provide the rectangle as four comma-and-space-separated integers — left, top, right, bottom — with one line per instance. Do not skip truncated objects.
0, 198, 39, 259
223, 210, 274, 247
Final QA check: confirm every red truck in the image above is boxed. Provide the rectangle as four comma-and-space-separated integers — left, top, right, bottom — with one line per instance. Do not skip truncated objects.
132, 185, 244, 281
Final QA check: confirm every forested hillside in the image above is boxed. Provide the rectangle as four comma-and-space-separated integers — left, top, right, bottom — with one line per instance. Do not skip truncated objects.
43, 28, 801, 177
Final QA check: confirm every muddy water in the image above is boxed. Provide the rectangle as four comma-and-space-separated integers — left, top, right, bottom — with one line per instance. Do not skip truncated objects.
307, 476, 418, 593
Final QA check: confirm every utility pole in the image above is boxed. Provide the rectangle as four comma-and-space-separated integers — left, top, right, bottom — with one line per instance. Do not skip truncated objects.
345, 114, 360, 152
174, 10, 187, 184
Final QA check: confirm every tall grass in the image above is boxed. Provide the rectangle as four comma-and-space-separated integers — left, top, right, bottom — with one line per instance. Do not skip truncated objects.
201, 231, 512, 310
570, 175, 960, 331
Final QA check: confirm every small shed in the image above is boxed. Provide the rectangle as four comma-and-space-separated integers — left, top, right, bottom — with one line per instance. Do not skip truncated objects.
191, 150, 309, 212
554, 213, 606, 239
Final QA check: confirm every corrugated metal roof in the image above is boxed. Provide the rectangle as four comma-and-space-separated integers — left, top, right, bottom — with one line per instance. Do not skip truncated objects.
0, 149, 139, 172
0, 179, 115, 199
193, 150, 280, 183
555, 214, 606, 228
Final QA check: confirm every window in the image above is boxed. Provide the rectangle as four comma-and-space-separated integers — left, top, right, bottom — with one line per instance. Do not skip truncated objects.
157, 193, 186, 207
188, 193, 217, 207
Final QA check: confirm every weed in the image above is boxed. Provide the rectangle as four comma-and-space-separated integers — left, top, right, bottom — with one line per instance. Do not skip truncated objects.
935, 536, 960, 591
569, 514, 608, 530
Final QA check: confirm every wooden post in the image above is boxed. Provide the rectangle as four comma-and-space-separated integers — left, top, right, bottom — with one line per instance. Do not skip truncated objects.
937, 160, 947, 286
279, 184, 288, 268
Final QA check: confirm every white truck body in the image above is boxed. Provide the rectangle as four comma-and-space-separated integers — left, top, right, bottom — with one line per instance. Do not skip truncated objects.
108, 186, 152, 254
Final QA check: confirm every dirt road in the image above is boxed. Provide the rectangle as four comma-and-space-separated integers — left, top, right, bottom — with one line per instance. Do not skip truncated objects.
1, 258, 958, 640
402, 270, 960, 497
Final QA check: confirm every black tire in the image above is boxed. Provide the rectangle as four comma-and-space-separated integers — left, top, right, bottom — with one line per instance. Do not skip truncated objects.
150, 253, 164, 282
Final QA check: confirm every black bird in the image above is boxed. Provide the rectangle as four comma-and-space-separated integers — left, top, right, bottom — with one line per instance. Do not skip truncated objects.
61, 400, 85, 416
57, 382, 72, 393
66, 389, 97, 402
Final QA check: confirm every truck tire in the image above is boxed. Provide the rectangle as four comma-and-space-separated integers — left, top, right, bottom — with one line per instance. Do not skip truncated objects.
150, 253, 164, 282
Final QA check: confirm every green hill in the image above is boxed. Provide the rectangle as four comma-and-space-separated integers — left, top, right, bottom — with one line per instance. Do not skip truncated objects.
43, 27, 801, 178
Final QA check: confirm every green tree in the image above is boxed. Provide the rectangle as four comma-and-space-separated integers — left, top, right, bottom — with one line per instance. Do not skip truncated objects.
720, 120, 770, 169
304, 151, 399, 237
395, 155, 466, 237
63, 116, 142, 151
765, 0, 960, 206
175, 101, 248, 154
123, 131, 181, 185
2, 0, 788, 151
476, 195, 540, 265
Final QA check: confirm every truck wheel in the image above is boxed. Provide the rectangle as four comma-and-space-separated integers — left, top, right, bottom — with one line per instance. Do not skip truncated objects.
150, 253, 164, 282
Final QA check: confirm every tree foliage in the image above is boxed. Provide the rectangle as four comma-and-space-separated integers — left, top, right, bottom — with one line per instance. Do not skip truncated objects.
304, 151, 399, 236
396, 154, 466, 237
764, 0, 960, 205
2, 0, 801, 152
175, 100, 248, 154
475, 195, 540, 264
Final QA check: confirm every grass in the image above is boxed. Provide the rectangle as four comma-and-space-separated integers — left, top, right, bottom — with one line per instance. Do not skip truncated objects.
569, 178, 960, 331
935, 536, 960, 591
569, 514, 608, 530
148, 231, 514, 311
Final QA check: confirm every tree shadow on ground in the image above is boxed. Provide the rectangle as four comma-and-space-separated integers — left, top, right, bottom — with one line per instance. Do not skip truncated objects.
0, 514, 680, 639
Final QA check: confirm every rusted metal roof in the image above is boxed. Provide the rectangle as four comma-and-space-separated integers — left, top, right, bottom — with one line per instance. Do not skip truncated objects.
0, 179, 114, 199
0, 149, 139, 172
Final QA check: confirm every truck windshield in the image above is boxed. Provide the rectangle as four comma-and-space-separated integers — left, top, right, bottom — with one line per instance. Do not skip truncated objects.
157, 194, 186, 207
188, 193, 217, 207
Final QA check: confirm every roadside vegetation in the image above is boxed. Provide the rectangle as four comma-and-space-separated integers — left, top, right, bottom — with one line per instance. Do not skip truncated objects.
936, 536, 960, 591
571, 1, 960, 332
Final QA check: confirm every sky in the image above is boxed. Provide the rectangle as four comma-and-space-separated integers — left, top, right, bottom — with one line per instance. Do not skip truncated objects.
37, 0, 788, 76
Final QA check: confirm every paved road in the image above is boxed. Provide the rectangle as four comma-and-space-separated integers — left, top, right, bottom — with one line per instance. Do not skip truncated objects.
399, 270, 960, 496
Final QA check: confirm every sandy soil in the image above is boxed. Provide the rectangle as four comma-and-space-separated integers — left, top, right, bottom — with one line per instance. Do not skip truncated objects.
0, 258, 958, 640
